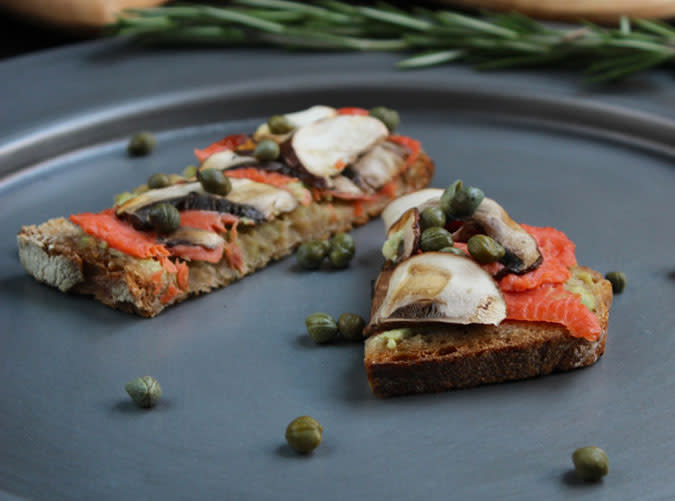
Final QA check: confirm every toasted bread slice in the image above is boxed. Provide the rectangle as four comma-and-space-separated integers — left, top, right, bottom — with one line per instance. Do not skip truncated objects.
17, 152, 434, 317
364, 266, 612, 397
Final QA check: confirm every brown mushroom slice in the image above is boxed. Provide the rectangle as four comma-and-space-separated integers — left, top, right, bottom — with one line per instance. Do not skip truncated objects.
290, 115, 388, 186
381, 188, 444, 231
253, 105, 337, 142
453, 197, 542, 274
351, 141, 407, 191
161, 227, 224, 249
368, 252, 506, 329
199, 150, 255, 172
382, 208, 421, 264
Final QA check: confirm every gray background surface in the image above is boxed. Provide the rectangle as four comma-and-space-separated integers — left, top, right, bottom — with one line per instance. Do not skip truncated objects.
0, 43, 674, 500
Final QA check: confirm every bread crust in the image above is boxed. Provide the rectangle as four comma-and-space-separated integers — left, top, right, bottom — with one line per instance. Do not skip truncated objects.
17, 152, 434, 317
364, 266, 612, 397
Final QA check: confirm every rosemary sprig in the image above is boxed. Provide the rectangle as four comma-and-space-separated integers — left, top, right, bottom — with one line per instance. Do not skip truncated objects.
109, 1, 675, 82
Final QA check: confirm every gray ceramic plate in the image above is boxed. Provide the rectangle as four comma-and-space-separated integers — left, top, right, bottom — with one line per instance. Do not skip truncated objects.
1, 42, 674, 500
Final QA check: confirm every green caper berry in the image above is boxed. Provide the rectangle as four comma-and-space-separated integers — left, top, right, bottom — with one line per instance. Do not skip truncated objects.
331, 233, 355, 255
419, 207, 446, 231
198, 168, 231, 196
125, 376, 162, 409
267, 115, 294, 134
328, 245, 354, 269
183, 165, 198, 178
440, 180, 484, 219
147, 173, 170, 190
254, 140, 280, 161
420, 227, 454, 252
337, 313, 366, 341
167, 174, 184, 185
305, 313, 338, 344
127, 131, 156, 157
467, 234, 505, 264
296, 241, 327, 270
439, 246, 465, 256
369, 106, 400, 132
285, 416, 322, 454
605, 271, 626, 294
149, 203, 181, 234
572, 446, 609, 481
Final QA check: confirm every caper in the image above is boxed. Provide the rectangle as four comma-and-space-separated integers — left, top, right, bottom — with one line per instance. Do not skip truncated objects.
149, 203, 181, 234
338, 313, 366, 341
572, 446, 609, 481
296, 241, 328, 270
439, 246, 465, 256
113, 191, 134, 206
605, 271, 626, 294
167, 174, 184, 185
147, 173, 170, 190
183, 165, 198, 178
305, 313, 338, 344
127, 131, 156, 157
198, 168, 231, 196
267, 115, 294, 134
285, 416, 322, 454
420, 227, 454, 252
419, 206, 446, 231
317, 239, 331, 255
369, 106, 400, 132
125, 376, 162, 409
467, 234, 505, 264
440, 180, 484, 219
331, 233, 355, 255
254, 139, 280, 161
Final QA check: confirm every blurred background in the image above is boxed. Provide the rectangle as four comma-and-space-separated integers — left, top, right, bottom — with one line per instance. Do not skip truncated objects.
1, 0, 674, 59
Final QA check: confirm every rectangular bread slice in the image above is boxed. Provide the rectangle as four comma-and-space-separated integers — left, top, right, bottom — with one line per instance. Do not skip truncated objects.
17, 152, 434, 317
364, 266, 612, 397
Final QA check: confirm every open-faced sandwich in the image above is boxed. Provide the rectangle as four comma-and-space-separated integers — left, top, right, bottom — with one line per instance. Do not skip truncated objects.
364, 182, 613, 397
17, 106, 434, 317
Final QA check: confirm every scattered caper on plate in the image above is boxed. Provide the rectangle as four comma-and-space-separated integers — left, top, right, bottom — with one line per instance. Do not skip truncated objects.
605, 271, 626, 294
296, 241, 329, 270
572, 446, 609, 481
285, 416, 322, 454
125, 376, 162, 409
305, 313, 339, 344
127, 131, 156, 157
337, 313, 366, 341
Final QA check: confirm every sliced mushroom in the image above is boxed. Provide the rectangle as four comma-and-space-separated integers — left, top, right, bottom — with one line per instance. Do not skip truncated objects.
351, 141, 407, 191
382, 208, 421, 264
199, 150, 255, 172
453, 197, 542, 275
289, 115, 388, 186
367, 252, 506, 331
254, 105, 337, 142
115, 179, 297, 230
226, 178, 298, 219
330, 175, 367, 197
381, 188, 444, 231
161, 227, 224, 249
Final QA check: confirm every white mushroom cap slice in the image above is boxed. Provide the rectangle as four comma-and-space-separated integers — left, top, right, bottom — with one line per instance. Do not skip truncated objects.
254, 105, 337, 142
351, 141, 407, 191
200, 150, 255, 171
381, 188, 444, 231
227, 178, 297, 219
368, 252, 506, 328
291, 115, 389, 184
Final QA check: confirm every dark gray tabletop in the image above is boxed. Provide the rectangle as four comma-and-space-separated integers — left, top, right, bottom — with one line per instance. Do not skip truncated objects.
0, 42, 674, 500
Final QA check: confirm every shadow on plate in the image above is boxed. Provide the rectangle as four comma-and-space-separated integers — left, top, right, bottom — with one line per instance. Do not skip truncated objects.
112, 398, 173, 414
275, 442, 333, 459
560, 469, 605, 488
